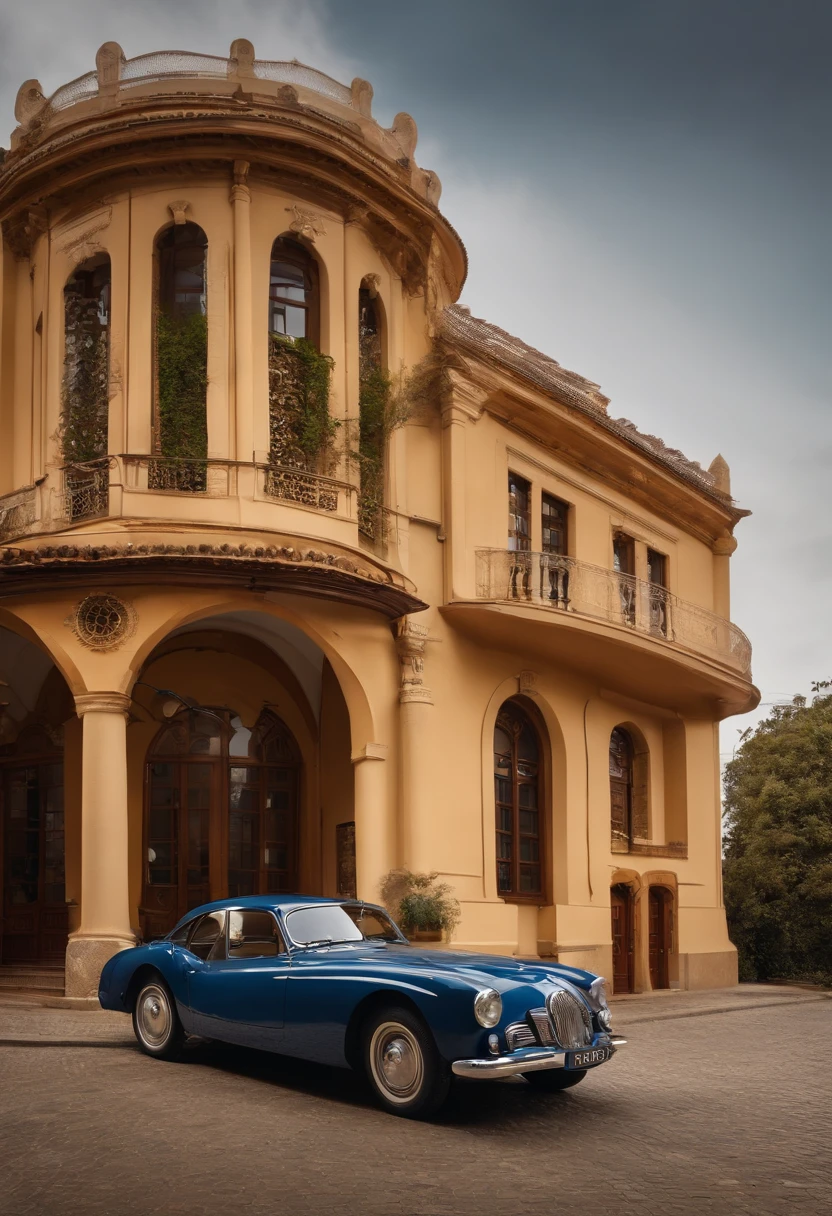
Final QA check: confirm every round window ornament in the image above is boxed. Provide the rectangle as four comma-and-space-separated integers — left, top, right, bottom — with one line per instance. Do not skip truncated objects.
69, 594, 137, 651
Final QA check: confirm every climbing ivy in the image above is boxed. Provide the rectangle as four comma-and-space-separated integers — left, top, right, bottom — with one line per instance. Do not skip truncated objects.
156, 312, 209, 462
59, 291, 109, 464
268, 335, 338, 470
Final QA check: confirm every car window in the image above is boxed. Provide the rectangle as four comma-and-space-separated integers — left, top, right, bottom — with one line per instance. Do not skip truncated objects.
187, 911, 227, 961
228, 909, 284, 959
286, 903, 403, 946
169, 918, 195, 944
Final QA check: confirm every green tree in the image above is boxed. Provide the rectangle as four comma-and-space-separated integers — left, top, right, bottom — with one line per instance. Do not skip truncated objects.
723, 683, 832, 985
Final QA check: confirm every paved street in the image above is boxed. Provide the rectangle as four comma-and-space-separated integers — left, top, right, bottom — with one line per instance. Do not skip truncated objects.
0, 988, 829, 1215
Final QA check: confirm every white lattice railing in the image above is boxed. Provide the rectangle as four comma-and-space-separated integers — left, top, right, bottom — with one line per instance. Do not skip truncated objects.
0, 486, 37, 541
61, 459, 110, 524
475, 549, 752, 676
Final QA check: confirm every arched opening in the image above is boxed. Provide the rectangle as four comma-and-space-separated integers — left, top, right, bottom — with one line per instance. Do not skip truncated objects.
61, 253, 111, 521
268, 236, 319, 345
357, 279, 389, 543
142, 706, 302, 937
610, 882, 635, 994
648, 885, 673, 990
609, 725, 649, 850
153, 221, 208, 491
493, 698, 545, 900
0, 626, 77, 966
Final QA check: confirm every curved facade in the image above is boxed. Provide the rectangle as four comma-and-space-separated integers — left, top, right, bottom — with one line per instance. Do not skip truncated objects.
0, 42, 758, 998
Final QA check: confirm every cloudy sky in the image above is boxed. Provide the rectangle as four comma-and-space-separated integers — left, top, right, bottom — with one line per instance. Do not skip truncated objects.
1, 0, 829, 753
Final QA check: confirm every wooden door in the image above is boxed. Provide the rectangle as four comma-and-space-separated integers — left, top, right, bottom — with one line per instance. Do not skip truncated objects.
2, 761, 68, 963
649, 887, 671, 989
611, 885, 634, 994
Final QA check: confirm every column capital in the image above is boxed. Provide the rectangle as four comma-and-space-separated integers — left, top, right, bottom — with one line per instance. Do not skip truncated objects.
712, 535, 738, 557
396, 617, 436, 705
351, 743, 388, 764
74, 691, 131, 718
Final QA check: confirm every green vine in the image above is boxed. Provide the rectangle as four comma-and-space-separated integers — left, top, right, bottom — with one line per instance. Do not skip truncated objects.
268, 335, 338, 470
59, 292, 109, 464
156, 312, 208, 464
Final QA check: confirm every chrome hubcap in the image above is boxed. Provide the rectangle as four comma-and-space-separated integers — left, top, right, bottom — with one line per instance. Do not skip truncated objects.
370, 1022, 424, 1103
138, 984, 171, 1048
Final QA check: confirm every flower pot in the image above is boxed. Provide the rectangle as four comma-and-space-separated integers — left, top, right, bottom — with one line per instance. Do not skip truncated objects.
407, 929, 443, 943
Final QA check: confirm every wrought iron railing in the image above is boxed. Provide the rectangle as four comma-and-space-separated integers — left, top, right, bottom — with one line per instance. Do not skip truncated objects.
475, 549, 752, 676
0, 487, 37, 541
61, 459, 110, 523
264, 464, 346, 514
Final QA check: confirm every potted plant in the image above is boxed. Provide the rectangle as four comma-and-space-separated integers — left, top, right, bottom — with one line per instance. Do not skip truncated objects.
379, 869, 461, 943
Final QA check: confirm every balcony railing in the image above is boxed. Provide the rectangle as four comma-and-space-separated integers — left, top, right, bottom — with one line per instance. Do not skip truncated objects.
475, 548, 752, 676
61, 459, 110, 523
0, 486, 37, 541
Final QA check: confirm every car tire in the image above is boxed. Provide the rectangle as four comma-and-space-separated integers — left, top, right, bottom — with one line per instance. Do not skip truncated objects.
523, 1067, 587, 1092
362, 1005, 450, 1119
132, 976, 185, 1061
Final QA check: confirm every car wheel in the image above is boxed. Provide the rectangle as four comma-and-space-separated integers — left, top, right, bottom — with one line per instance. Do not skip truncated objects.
132, 977, 185, 1061
362, 1005, 450, 1119
524, 1067, 587, 1092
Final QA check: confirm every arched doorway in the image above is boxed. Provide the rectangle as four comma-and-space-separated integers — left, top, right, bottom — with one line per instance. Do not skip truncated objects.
140, 707, 300, 939
611, 883, 635, 994
649, 886, 672, 990
1, 726, 66, 963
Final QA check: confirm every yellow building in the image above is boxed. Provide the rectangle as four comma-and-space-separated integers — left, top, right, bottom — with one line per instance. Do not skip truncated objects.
0, 43, 758, 1002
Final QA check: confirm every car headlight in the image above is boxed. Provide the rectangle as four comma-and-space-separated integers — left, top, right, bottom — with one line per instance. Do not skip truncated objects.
597, 1006, 613, 1031
588, 977, 613, 1031
473, 988, 502, 1028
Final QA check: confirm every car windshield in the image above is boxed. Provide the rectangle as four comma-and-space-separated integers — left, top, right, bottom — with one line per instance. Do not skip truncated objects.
286, 903, 403, 947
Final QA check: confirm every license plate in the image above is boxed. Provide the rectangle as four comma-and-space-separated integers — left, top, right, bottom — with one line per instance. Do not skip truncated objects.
568, 1047, 610, 1069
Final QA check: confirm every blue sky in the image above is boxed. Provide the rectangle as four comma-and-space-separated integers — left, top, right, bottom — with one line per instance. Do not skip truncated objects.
1, 0, 829, 754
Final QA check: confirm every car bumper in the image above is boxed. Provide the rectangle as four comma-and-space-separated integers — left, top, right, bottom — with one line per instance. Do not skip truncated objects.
451, 1035, 627, 1079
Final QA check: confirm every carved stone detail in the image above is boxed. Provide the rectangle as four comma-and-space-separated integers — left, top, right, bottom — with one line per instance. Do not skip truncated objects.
228, 39, 256, 77
231, 159, 250, 203
351, 78, 374, 118
361, 272, 381, 298
712, 535, 738, 558
396, 618, 433, 705
168, 200, 191, 226
67, 594, 137, 652
14, 79, 47, 127
74, 691, 132, 717
55, 207, 112, 266
518, 670, 539, 698
285, 204, 326, 242
389, 112, 418, 160
96, 42, 125, 94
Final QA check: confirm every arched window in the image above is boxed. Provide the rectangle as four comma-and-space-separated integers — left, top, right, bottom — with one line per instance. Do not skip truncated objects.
494, 701, 542, 898
153, 222, 208, 489
609, 728, 634, 848
357, 282, 388, 541
269, 237, 319, 344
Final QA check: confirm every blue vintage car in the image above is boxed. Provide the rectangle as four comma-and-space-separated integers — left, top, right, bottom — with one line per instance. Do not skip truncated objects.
99, 895, 626, 1118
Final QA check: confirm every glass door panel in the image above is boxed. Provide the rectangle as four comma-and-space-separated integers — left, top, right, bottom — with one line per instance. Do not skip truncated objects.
229, 766, 261, 897
264, 767, 296, 892
185, 762, 212, 911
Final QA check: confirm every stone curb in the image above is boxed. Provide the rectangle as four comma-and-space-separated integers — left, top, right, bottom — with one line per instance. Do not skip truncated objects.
0, 1038, 135, 1048
615, 994, 829, 1027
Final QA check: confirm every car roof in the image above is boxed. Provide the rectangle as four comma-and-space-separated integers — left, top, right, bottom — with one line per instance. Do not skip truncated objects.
174, 893, 360, 927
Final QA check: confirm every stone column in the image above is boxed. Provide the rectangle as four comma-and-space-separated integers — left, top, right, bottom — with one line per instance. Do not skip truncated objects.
352, 743, 389, 903
231, 160, 255, 489
712, 535, 737, 620
396, 617, 434, 873
65, 692, 134, 999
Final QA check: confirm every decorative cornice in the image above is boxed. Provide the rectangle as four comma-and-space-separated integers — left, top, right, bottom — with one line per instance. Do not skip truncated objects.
74, 691, 131, 717
0, 540, 427, 619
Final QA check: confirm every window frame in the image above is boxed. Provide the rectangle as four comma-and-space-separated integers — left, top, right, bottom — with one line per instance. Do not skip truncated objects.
268, 237, 320, 347
508, 472, 532, 553
227, 907, 286, 960
609, 727, 635, 849
494, 700, 548, 904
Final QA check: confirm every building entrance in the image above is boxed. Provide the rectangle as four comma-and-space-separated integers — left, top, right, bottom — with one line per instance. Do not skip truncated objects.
610, 883, 635, 994
1, 730, 67, 963
140, 708, 300, 939
648, 886, 672, 990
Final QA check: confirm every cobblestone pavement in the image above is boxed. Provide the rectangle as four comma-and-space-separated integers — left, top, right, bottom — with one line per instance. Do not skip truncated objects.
0, 992, 829, 1216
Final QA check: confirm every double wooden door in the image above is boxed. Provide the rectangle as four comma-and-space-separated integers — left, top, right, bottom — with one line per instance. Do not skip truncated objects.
648, 887, 672, 990
1, 760, 68, 963
611, 884, 634, 994
141, 755, 299, 940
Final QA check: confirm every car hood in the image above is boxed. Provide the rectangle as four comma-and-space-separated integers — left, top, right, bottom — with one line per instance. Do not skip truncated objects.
299, 942, 597, 991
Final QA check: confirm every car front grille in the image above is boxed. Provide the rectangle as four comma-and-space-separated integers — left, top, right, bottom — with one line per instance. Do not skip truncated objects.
505, 1021, 537, 1052
546, 989, 592, 1049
